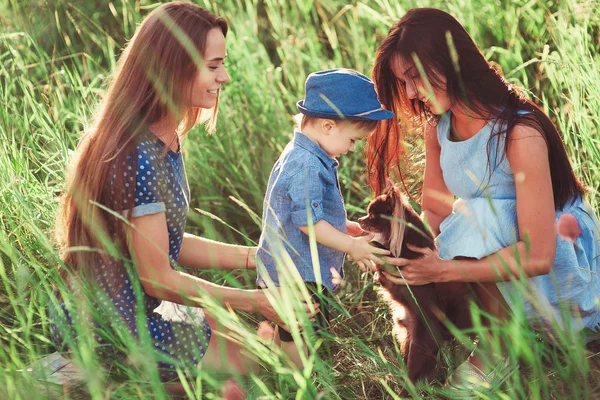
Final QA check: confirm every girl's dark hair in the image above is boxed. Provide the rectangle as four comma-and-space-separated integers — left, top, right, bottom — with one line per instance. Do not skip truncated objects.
368, 8, 584, 209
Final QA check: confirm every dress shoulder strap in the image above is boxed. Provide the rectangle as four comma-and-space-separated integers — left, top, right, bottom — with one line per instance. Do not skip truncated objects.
436, 112, 452, 145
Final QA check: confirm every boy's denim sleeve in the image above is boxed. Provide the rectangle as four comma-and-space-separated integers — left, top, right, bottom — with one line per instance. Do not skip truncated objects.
288, 165, 326, 227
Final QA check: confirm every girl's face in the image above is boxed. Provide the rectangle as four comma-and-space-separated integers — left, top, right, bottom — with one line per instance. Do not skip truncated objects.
190, 28, 231, 109
391, 55, 452, 115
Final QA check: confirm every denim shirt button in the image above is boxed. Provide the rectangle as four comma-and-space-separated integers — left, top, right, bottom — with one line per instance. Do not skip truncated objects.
313, 202, 318, 207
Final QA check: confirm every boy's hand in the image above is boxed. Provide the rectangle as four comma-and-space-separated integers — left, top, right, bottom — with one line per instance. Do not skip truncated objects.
347, 233, 390, 266
346, 220, 365, 237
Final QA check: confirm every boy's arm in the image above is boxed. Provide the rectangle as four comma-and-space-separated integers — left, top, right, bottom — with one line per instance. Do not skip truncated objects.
299, 220, 388, 264
345, 219, 364, 237
287, 165, 388, 264
299, 220, 352, 253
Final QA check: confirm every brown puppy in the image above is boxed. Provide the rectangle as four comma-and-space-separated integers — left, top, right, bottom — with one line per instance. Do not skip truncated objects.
358, 185, 474, 383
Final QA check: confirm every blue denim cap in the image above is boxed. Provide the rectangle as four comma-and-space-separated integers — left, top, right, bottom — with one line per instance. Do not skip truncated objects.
297, 69, 395, 120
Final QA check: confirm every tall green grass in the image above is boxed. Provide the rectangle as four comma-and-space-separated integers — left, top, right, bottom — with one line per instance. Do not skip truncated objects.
1, 0, 599, 398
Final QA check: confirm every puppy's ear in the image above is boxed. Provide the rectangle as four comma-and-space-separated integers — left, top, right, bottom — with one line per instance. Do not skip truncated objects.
388, 188, 406, 258
383, 178, 395, 195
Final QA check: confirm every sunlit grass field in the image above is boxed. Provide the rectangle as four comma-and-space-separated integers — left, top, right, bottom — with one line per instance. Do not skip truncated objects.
1, 0, 600, 398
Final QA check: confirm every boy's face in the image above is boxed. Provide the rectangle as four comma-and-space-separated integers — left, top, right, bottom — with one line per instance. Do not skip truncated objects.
317, 120, 372, 158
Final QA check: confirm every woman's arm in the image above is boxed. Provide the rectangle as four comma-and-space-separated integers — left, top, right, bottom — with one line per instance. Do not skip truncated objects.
128, 213, 314, 326
422, 123, 454, 235
178, 233, 256, 270
382, 124, 557, 284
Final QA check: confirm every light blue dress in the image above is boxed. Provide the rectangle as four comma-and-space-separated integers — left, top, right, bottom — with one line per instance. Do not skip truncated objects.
434, 111, 600, 339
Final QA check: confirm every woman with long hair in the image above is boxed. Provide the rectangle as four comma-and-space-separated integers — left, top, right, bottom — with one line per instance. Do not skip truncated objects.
368, 8, 600, 388
51, 2, 314, 394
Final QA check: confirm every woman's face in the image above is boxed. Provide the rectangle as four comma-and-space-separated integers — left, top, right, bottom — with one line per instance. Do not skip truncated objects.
190, 28, 231, 109
390, 55, 452, 115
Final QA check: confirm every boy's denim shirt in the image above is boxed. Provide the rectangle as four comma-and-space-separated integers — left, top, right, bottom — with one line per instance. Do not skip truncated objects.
256, 131, 347, 291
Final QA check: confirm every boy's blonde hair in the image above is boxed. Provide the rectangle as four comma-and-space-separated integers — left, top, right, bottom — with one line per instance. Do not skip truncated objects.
293, 113, 379, 132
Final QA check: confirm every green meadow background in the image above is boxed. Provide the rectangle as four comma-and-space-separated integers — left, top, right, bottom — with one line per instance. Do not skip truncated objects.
1, 0, 599, 398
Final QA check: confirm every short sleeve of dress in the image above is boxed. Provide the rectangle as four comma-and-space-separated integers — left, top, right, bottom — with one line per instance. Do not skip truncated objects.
131, 147, 166, 217
111, 142, 166, 218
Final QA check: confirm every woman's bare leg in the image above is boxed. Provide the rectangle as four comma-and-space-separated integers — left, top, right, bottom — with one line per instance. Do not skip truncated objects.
200, 313, 260, 375
165, 380, 244, 400
470, 282, 510, 369
164, 382, 187, 397
164, 313, 274, 399
475, 282, 510, 322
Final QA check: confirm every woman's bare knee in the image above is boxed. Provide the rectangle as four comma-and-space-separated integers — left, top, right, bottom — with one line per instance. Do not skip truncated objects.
201, 313, 259, 375
474, 283, 509, 320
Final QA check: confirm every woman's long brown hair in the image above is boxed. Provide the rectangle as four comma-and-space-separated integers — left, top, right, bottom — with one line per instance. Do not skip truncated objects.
56, 2, 227, 281
369, 8, 584, 208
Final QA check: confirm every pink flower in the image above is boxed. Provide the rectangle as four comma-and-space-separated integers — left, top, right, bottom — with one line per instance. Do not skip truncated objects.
557, 213, 581, 242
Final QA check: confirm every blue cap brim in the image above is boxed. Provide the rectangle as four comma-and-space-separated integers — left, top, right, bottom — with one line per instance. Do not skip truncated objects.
296, 100, 394, 121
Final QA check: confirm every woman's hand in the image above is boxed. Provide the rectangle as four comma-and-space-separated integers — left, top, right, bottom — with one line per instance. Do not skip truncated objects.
255, 289, 320, 331
380, 244, 446, 286
346, 220, 365, 237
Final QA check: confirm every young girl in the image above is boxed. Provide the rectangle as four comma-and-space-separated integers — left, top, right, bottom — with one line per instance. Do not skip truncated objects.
51, 2, 314, 394
368, 7, 600, 388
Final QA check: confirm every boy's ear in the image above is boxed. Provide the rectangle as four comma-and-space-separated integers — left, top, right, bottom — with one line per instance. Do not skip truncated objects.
321, 119, 336, 134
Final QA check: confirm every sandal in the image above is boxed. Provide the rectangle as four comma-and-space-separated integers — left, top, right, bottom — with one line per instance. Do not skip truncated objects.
444, 357, 515, 395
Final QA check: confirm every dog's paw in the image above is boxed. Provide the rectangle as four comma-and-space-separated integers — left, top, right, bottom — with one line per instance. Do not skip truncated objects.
374, 271, 381, 283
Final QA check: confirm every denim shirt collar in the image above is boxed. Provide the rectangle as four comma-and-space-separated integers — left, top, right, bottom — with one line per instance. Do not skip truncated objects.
293, 130, 338, 169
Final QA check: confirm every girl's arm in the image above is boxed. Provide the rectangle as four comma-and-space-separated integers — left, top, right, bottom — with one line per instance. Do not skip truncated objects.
178, 233, 257, 270
421, 123, 454, 235
299, 220, 389, 264
382, 124, 557, 284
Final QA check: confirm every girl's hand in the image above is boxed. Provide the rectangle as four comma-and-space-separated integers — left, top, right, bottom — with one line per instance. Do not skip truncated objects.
348, 234, 390, 266
346, 220, 365, 237
380, 244, 446, 286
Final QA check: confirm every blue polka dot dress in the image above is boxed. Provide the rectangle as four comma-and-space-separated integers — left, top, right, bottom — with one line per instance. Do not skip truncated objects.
50, 131, 211, 380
